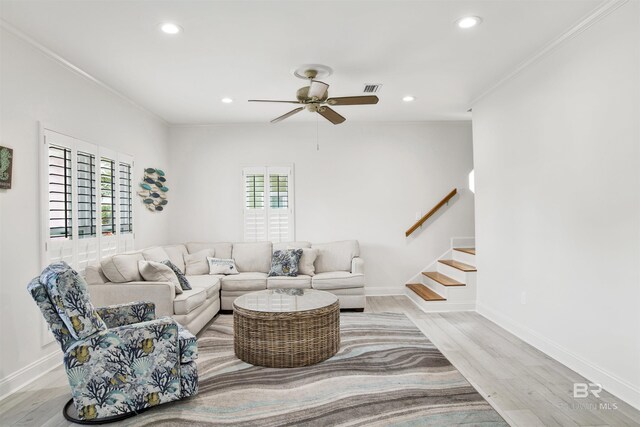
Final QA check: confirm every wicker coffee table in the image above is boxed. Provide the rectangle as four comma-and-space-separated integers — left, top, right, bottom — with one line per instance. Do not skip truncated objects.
233, 289, 340, 368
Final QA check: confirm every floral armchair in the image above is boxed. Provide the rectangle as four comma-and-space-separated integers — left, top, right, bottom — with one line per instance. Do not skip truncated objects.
28, 262, 198, 422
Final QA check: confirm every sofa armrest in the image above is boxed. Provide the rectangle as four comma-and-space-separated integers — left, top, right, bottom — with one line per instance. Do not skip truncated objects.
96, 301, 156, 328
88, 282, 175, 317
351, 257, 364, 275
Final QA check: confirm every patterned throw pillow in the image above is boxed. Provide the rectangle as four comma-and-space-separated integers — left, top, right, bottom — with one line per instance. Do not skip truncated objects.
268, 249, 303, 277
207, 257, 240, 275
162, 260, 192, 290
39, 261, 107, 340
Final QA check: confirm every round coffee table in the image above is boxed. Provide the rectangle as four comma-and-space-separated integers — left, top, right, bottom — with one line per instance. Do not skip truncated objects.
233, 289, 340, 368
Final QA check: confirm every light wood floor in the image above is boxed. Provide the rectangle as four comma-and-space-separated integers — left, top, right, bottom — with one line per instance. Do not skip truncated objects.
1, 296, 638, 426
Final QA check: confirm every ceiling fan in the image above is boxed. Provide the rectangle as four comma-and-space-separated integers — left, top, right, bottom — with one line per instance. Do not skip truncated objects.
248, 68, 379, 125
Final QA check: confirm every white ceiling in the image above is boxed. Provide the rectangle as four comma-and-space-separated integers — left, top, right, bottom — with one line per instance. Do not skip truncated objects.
0, 0, 601, 125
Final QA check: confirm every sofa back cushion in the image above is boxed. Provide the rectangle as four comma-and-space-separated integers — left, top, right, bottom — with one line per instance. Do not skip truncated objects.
84, 262, 108, 285
39, 261, 107, 340
232, 242, 272, 273
186, 242, 232, 260
101, 253, 144, 283
312, 240, 360, 273
272, 241, 311, 251
184, 249, 214, 275
161, 244, 189, 273
142, 246, 170, 263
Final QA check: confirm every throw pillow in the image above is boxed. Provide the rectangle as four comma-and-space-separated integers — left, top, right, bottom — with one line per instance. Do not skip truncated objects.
184, 249, 214, 275
138, 260, 183, 295
207, 257, 239, 275
297, 248, 318, 276
162, 260, 192, 290
100, 253, 144, 283
268, 249, 303, 277
39, 261, 107, 340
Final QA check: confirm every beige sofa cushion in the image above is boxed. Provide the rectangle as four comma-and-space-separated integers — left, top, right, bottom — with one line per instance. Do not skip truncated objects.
85, 262, 107, 285
311, 271, 365, 290
267, 275, 312, 289
186, 242, 233, 260
101, 253, 144, 283
312, 240, 360, 273
174, 287, 207, 315
162, 244, 189, 273
184, 249, 214, 275
298, 248, 318, 276
138, 260, 183, 294
232, 242, 272, 273
186, 275, 221, 299
142, 246, 170, 263
221, 272, 268, 291
272, 241, 311, 251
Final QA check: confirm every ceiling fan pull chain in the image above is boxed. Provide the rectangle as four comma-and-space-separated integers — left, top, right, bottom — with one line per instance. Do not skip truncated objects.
316, 113, 320, 151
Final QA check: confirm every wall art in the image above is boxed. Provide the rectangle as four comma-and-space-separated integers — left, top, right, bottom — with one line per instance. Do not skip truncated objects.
137, 167, 168, 212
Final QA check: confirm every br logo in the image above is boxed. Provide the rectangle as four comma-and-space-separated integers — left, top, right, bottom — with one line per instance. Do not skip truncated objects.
573, 383, 602, 398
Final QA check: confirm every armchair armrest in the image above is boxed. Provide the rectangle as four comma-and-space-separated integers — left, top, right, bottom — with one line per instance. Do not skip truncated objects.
96, 301, 156, 328
351, 257, 364, 275
64, 317, 181, 417
88, 281, 175, 317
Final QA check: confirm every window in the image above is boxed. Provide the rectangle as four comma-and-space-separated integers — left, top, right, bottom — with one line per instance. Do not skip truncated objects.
41, 128, 135, 270
243, 166, 294, 243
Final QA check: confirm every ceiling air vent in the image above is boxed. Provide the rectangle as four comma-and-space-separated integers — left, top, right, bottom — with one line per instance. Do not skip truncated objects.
363, 84, 382, 93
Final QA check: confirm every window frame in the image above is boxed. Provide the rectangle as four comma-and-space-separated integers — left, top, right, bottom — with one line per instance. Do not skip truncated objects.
242, 164, 295, 243
39, 125, 135, 271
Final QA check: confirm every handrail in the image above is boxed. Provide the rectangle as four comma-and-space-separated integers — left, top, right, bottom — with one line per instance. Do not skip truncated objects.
405, 188, 457, 237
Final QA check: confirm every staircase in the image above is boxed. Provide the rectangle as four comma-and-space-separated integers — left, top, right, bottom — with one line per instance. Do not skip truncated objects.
405, 238, 477, 312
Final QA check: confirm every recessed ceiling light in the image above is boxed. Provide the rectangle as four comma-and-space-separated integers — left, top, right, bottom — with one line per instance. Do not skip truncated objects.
402, 95, 415, 102
456, 16, 482, 29
221, 97, 233, 104
160, 23, 182, 34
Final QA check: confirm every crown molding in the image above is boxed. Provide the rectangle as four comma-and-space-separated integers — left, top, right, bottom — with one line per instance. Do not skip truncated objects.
0, 19, 169, 126
470, 0, 629, 107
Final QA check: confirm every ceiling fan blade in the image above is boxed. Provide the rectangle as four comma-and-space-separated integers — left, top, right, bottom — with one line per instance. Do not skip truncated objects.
326, 95, 379, 106
249, 100, 301, 104
318, 106, 346, 125
271, 107, 304, 124
308, 80, 329, 100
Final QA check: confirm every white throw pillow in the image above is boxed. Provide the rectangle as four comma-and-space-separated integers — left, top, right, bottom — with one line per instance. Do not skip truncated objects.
207, 257, 239, 275
184, 249, 214, 275
138, 260, 183, 294
101, 253, 144, 283
297, 248, 318, 276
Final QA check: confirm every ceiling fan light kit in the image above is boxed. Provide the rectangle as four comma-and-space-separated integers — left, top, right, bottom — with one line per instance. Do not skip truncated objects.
249, 64, 379, 125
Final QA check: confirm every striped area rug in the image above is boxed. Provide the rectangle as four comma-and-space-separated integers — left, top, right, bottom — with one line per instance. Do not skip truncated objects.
127, 313, 507, 426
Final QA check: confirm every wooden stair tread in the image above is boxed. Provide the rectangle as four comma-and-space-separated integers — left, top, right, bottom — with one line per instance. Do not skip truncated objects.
454, 247, 476, 255
438, 259, 477, 272
422, 271, 465, 286
406, 283, 446, 301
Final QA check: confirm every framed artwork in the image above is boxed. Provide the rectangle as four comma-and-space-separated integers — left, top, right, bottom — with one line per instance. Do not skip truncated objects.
0, 146, 13, 189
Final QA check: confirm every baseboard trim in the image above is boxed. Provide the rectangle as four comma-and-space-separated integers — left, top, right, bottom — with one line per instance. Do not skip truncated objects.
0, 349, 62, 402
365, 287, 403, 296
477, 302, 640, 410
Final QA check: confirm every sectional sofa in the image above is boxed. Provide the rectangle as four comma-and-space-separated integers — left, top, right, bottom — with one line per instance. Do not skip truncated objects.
84, 240, 365, 334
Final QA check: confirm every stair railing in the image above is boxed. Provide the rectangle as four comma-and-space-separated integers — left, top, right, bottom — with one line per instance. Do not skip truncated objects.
405, 188, 457, 237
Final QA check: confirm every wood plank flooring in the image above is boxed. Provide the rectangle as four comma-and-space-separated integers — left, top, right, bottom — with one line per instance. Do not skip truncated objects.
1, 296, 638, 426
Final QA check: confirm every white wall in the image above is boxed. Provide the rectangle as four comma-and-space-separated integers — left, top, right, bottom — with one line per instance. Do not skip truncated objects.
168, 121, 475, 290
0, 29, 171, 397
472, 1, 640, 409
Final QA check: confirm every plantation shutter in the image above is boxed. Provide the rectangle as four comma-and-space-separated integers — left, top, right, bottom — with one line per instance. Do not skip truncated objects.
99, 148, 118, 258
243, 168, 267, 242
46, 140, 74, 265
243, 166, 294, 243
267, 167, 293, 243
118, 155, 135, 252
41, 128, 135, 271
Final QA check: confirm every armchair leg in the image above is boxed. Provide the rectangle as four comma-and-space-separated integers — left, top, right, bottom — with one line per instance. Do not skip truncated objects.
63, 399, 147, 424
